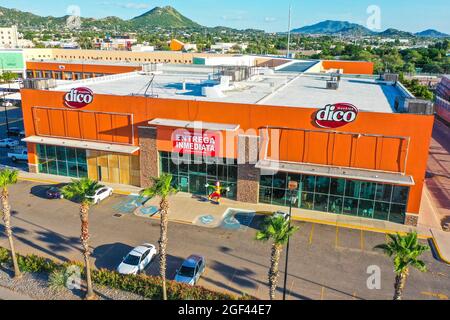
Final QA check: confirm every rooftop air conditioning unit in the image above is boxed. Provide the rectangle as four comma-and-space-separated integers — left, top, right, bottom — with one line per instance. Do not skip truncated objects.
326, 80, 339, 90
383, 73, 399, 83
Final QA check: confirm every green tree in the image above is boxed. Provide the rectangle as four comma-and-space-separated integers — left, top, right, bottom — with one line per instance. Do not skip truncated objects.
0, 169, 21, 279
375, 232, 429, 300
256, 216, 299, 300
62, 178, 103, 300
140, 173, 178, 300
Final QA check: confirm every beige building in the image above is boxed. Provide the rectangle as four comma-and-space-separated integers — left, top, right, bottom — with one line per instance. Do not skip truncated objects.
0, 26, 19, 48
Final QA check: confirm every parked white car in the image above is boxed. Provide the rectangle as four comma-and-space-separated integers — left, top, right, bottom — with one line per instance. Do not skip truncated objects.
117, 244, 157, 275
87, 186, 113, 204
0, 138, 19, 148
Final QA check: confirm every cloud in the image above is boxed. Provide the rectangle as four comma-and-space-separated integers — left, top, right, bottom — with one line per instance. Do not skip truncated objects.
264, 17, 277, 23
221, 15, 244, 21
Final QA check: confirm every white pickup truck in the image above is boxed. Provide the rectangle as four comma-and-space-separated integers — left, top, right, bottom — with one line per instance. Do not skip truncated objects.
7, 149, 28, 162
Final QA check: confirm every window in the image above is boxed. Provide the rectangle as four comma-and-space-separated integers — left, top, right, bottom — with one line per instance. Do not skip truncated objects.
260, 172, 409, 224
36, 145, 87, 179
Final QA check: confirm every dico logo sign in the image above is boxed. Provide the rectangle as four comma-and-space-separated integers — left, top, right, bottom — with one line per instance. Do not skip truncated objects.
64, 87, 94, 109
315, 103, 359, 129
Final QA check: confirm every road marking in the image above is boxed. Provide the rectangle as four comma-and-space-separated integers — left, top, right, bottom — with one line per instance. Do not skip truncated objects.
360, 230, 365, 251
287, 280, 295, 299
309, 223, 315, 245
335, 226, 339, 248
320, 286, 325, 300
421, 291, 448, 300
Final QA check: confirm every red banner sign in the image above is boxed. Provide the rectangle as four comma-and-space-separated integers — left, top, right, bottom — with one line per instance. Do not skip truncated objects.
315, 103, 358, 129
172, 132, 220, 157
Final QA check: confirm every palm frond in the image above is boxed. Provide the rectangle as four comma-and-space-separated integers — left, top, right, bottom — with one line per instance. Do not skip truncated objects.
256, 216, 299, 246
0, 168, 19, 189
61, 178, 103, 204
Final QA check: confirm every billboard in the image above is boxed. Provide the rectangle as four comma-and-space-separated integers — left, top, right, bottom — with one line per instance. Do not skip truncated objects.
0, 51, 25, 71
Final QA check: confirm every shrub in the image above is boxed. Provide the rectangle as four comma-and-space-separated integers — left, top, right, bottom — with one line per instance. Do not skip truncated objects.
0, 246, 252, 300
0, 247, 10, 263
17, 254, 57, 273
48, 268, 68, 290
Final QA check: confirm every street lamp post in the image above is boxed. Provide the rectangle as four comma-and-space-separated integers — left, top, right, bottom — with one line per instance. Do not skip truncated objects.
283, 180, 298, 300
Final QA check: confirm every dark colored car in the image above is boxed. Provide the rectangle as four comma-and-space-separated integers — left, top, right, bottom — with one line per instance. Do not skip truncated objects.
46, 187, 64, 199
7, 127, 24, 137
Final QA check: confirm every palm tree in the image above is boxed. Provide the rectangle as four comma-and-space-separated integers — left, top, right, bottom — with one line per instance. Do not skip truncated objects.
256, 216, 299, 300
375, 232, 429, 300
140, 173, 177, 300
62, 178, 103, 300
0, 169, 21, 278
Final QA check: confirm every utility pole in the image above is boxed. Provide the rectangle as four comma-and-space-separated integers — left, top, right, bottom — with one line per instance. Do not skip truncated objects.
287, 3, 292, 59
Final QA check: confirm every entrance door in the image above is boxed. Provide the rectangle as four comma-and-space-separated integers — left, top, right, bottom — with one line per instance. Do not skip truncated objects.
189, 174, 207, 196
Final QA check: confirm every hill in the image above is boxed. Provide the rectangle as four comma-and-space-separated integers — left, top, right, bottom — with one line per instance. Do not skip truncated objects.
377, 28, 414, 38
415, 29, 449, 38
130, 6, 200, 29
291, 20, 374, 36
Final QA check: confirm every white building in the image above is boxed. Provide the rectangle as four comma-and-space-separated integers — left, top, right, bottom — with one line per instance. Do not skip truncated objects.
0, 26, 19, 48
210, 43, 248, 54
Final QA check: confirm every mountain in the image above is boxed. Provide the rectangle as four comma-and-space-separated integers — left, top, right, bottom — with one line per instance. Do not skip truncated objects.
377, 28, 414, 38
130, 6, 200, 29
291, 20, 374, 36
415, 29, 449, 38
0, 5, 202, 30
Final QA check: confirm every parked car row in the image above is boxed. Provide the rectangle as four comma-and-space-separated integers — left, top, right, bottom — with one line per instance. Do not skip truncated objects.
117, 245, 207, 286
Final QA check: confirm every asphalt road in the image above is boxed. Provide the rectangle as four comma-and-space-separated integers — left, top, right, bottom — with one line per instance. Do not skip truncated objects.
1, 180, 449, 300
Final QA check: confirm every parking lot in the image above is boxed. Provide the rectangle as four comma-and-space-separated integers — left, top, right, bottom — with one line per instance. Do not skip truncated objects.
0, 103, 27, 170
1, 180, 449, 300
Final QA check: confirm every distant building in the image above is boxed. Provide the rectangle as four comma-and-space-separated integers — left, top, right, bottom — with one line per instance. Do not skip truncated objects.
95, 36, 138, 51
170, 39, 197, 52
0, 26, 19, 48
210, 43, 248, 54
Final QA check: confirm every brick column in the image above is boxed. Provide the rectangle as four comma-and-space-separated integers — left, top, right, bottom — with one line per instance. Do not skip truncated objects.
405, 213, 419, 226
138, 126, 159, 188
237, 135, 260, 204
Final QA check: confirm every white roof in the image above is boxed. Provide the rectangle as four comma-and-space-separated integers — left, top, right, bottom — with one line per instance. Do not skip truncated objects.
50, 64, 407, 113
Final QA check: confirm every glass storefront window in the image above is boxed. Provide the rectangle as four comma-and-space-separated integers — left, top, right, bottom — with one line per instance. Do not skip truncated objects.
260, 171, 409, 224
159, 152, 238, 200
36, 144, 87, 179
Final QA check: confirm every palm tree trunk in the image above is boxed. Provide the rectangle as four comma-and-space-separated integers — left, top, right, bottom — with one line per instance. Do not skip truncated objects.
80, 203, 95, 300
393, 271, 408, 300
268, 243, 282, 300
1, 188, 21, 279
159, 197, 169, 300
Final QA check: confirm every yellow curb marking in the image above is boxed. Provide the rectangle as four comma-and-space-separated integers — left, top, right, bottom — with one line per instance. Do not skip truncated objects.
421, 291, 448, 300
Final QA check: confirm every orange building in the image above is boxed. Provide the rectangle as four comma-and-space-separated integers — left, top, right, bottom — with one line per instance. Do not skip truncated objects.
20, 63, 434, 226
26, 60, 143, 80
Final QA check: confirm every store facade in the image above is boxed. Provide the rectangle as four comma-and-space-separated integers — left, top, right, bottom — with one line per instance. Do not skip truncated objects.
20, 84, 434, 226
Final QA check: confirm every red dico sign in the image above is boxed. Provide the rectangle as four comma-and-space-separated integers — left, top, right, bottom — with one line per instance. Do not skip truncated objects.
64, 87, 94, 109
315, 103, 359, 129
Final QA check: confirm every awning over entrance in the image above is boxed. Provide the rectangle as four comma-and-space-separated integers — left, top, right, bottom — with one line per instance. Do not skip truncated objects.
148, 118, 240, 132
22, 136, 140, 154
256, 159, 415, 186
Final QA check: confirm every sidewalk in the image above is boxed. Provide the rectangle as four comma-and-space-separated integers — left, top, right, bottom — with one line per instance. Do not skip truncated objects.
0, 286, 33, 300
17, 170, 450, 264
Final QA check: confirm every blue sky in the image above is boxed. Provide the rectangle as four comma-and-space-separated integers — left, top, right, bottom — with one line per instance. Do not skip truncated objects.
1, 0, 449, 33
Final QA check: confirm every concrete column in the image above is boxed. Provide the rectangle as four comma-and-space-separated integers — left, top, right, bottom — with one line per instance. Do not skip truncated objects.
405, 213, 419, 227
138, 126, 159, 188
237, 135, 260, 204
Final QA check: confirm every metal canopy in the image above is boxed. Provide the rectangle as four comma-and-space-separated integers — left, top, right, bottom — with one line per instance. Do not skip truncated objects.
256, 159, 415, 186
148, 118, 240, 132
23, 136, 140, 154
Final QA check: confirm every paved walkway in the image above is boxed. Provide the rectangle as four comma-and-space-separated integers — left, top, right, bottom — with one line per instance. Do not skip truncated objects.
0, 286, 33, 300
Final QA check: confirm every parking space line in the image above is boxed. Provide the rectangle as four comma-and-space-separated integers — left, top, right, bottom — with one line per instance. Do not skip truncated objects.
360, 230, 365, 251
421, 291, 449, 300
320, 286, 325, 300
309, 224, 315, 245
335, 226, 339, 248
287, 280, 295, 299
